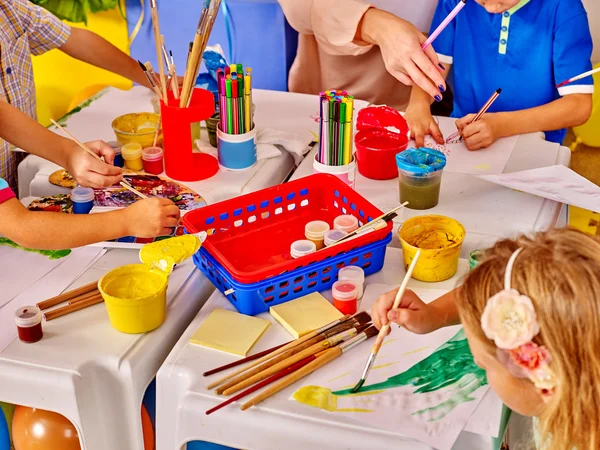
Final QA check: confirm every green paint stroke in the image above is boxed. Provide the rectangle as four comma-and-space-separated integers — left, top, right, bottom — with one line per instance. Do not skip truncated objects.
0, 237, 71, 260
334, 329, 487, 420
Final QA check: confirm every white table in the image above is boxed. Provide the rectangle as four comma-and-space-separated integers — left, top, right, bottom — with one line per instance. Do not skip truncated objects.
17, 87, 321, 203
291, 132, 571, 255
156, 248, 506, 450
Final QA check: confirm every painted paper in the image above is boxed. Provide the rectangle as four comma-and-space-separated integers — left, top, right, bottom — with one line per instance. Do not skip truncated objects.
291, 284, 503, 450
478, 164, 600, 212
409, 117, 517, 175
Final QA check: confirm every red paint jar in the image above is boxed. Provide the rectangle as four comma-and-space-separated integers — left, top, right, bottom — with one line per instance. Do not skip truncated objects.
332, 280, 359, 315
14, 306, 43, 343
142, 146, 164, 175
355, 129, 409, 180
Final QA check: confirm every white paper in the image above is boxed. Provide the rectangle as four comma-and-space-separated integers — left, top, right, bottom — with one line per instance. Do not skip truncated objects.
478, 165, 600, 212
290, 284, 502, 450
409, 116, 518, 175
0, 247, 105, 352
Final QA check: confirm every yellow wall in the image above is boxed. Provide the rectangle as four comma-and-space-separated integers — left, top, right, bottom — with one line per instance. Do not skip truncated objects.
32, 6, 133, 126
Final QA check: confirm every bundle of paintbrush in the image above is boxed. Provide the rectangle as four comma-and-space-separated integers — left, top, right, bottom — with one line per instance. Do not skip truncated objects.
203, 311, 377, 414
318, 90, 355, 166
217, 64, 253, 135
36, 281, 104, 321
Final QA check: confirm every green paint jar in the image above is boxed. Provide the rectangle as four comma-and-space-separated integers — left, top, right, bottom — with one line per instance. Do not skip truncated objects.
469, 250, 484, 271
396, 148, 447, 210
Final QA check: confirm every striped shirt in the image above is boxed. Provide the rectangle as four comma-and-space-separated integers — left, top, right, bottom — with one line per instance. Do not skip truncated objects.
0, 0, 71, 193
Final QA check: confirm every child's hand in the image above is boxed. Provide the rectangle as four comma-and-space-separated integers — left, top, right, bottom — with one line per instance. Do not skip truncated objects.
66, 141, 123, 188
455, 113, 504, 151
405, 107, 445, 148
371, 288, 442, 334
124, 198, 181, 237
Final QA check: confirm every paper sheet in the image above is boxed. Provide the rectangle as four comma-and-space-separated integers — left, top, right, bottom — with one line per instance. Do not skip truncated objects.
290, 284, 503, 450
0, 247, 105, 353
478, 165, 600, 212
409, 116, 518, 175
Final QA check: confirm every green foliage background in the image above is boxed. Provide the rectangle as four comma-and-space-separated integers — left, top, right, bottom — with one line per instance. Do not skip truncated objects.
29, 0, 124, 25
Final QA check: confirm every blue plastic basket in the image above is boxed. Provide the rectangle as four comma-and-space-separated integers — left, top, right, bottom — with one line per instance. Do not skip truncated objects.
193, 233, 392, 315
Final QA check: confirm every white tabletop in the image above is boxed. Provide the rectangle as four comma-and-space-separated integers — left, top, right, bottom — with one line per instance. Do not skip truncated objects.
156, 247, 503, 450
291, 132, 571, 254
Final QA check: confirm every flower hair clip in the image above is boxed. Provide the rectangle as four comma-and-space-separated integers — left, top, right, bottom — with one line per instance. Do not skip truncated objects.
481, 248, 556, 395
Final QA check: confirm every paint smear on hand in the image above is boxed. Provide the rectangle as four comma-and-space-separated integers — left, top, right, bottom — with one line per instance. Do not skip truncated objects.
0, 237, 71, 260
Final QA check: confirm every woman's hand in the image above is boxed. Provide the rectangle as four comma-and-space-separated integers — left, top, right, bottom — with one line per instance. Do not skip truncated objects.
405, 106, 444, 147
359, 8, 446, 100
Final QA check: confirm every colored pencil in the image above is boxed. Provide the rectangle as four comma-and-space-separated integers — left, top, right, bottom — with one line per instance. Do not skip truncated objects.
556, 67, 600, 88
241, 326, 378, 410
36, 281, 98, 310
422, 0, 467, 50
203, 342, 289, 377
446, 88, 502, 143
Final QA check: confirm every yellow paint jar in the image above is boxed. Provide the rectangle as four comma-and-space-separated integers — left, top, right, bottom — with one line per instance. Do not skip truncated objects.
399, 215, 466, 282
99, 235, 201, 333
121, 143, 144, 171
112, 112, 161, 148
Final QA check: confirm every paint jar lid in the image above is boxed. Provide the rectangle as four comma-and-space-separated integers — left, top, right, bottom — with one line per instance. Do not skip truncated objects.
333, 215, 359, 233
332, 280, 359, 300
324, 229, 348, 247
338, 266, 365, 284
14, 306, 42, 327
396, 147, 447, 175
290, 240, 317, 259
106, 141, 123, 155
70, 186, 95, 203
142, 146, 164, 161
121, 143, 143, 159
305, 221, 330, 240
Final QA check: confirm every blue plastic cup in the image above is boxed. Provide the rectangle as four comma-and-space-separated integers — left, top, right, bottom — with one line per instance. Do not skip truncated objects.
71, 187, 95, 214
217, 127, 257, 171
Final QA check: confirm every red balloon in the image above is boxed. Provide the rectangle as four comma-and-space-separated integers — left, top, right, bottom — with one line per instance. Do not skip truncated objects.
12, 407, 80, 450
141, 406, 154, 450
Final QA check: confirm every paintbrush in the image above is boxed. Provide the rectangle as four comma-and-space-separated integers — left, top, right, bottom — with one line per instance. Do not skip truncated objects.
221, 325, 369, 396
43, 294, 104, 321
334, 202, 408, 245
214, 313, 371, 394
206, 313, 355, 389
556, 67, 600, 88
350, 250, 421, 393
241, 326, 379, 410
139, 61, 164, 99
50, 119, 148, 200
203, 342, 289, 377
36, 281, 98, 310
149, 0, 168, 102
169, 50, 179, 99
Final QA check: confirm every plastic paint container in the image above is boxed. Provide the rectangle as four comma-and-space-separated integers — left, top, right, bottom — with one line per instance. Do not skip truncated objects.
121, 143, 144, 171
112, 112, 161, 148
313, 154, 357, 189
14, 306, 43, 343
290, 240, 317, 259
355, 129, 409, 180
399, 215, 465, 282
107, 141, 124, 168
217, 127, 257, 171
332, 280, 359, 315
470, 250, 484, 271
142, 147, 164, 175
333, 214, 359, 233
206, 114, 220, 148
338, 265, 365, 299
70, 187, 95, 214
305, 221, 331, 250
396, 148, 447, 210
324, 229, 348, 247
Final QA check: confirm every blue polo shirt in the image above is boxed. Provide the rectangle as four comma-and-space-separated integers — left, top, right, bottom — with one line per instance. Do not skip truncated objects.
431, 0, 594, 144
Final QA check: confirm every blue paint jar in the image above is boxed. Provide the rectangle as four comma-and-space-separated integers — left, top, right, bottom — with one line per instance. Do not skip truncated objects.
217, 127, 257, 171
107, 141, 124, 168
71, 187, 95, 214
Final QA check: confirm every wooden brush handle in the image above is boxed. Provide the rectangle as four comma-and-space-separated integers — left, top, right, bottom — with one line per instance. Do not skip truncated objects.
37, 281, 98, 310
215, 335, 325, 394
69, 290, 101, 305
43, 295, 103, 321
241, 347, 342, 410
371, 324, 390, 355
179, 32, 204, 107
203, 342, 289, 377
151, 8, 167, 101
222, 340, 330, 396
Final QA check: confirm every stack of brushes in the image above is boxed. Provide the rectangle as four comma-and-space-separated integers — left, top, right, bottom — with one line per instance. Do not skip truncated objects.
318, 90, 355, 167
203, 311, 377, 414
36, 281, 103, 321
217, 64, 253, 135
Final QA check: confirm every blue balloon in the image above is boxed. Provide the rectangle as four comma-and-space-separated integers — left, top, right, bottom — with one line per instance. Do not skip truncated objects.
0, 409, 9, 450
186, 441, 236, 450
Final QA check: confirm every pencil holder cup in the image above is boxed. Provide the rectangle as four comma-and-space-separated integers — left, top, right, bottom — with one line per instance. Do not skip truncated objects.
217, 127, 257, 171
313, 154, 357, 189
160, 88, 217, 182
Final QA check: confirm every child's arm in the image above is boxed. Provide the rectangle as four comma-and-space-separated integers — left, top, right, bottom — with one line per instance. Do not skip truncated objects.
0, 197, 180, 250
405, 64, 451, 147
456, 94, 593, 151
59, 28, 151, 88
371, 288, 460, 334
0, 99, 122, 188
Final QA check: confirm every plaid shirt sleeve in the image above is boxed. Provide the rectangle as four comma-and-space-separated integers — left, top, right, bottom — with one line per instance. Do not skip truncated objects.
13, 0, 71, 55
0, 177, 15, 204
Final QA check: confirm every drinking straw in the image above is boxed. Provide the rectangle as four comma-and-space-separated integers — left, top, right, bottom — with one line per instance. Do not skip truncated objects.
422, 0, 467, 50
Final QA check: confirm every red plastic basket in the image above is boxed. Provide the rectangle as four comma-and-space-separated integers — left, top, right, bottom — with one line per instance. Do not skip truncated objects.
182, 174, 392, 284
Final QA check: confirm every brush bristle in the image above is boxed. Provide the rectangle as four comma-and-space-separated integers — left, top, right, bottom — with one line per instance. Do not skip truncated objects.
363, 326, 378, 339
144, 61, 154, 71
354, 323, 370, 335
138, 60, 147, 71
352, 311, 371, 326
350, 379, 365, 393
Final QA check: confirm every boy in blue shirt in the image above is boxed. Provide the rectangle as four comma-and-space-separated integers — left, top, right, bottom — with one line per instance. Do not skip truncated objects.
405, 0, 594, 150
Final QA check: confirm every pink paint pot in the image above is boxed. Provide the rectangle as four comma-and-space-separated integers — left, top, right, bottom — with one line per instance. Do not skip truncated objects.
355, 129, 409, 180
142, 146, 164, 175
